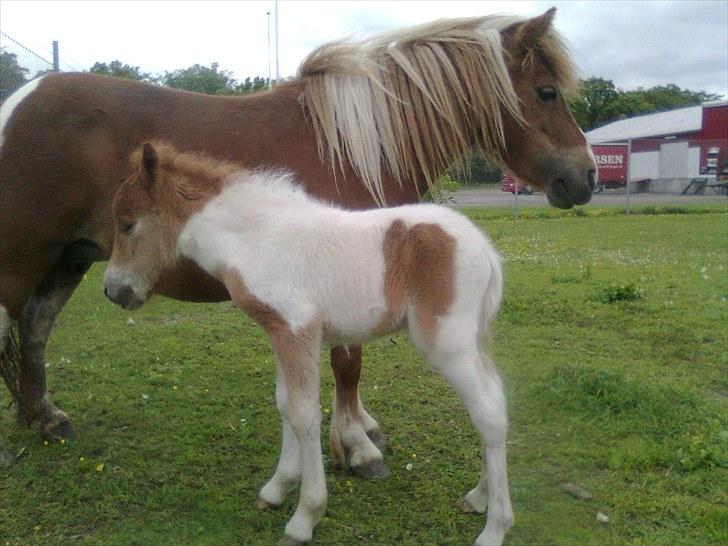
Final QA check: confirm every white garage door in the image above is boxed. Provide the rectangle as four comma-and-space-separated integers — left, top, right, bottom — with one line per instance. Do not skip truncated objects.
631, 151, 659, 180
659, 141, 689, 178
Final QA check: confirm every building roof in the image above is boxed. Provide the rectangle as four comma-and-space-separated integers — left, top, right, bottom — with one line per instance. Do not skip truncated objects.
586, 104, 703, 143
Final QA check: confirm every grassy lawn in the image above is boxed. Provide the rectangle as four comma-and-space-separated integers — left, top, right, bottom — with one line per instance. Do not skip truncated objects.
1, 204, 727, 545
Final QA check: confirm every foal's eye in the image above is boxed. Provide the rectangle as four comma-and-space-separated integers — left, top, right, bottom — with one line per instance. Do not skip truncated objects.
536, 85, 558, 102
120, 221, 135, 235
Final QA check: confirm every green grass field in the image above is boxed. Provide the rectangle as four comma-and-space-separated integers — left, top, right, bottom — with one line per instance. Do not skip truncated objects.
2, 205, 727, 545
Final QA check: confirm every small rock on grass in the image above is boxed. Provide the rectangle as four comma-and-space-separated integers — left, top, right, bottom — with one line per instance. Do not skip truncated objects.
562, 482, 593, 500
596, 512, 609, 524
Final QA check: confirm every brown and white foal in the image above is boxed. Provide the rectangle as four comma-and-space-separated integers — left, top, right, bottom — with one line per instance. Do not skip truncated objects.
103, 142, 512, 546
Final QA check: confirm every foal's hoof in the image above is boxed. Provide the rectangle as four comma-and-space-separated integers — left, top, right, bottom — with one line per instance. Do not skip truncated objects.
351, 458, 390, 480
366, 428, 387, 449
256, 497, 279, 511
456, 496, 485, 515
40, 413, 76, 442
278, 536, 305, 546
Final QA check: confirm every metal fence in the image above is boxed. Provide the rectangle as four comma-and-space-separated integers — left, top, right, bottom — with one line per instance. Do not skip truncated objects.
0, 32, 86, 103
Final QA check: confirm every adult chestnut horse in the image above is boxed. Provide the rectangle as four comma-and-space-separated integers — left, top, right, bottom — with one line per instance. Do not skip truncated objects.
0, 9, 595, 476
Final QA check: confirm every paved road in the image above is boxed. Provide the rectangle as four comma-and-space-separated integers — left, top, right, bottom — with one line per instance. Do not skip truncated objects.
447, 187, 728, 208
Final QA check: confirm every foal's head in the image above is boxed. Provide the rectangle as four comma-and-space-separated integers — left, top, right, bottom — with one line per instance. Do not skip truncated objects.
498, 9, 596, 208
103, 142, 235, 309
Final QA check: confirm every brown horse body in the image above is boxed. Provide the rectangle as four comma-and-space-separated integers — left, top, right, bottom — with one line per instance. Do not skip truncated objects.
0, 75, 404, 471
0, 11, 595, 479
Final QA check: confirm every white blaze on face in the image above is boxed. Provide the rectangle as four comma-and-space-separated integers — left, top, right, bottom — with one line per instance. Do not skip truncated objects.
0, 76, 44, 153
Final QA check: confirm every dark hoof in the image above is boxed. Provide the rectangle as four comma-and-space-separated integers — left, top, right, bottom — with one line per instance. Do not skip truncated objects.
256, 498, 279, 511
366, 428, 387, 449
456, 496, 486, 515
40, 414, 76, 442
351, 458, 390, 480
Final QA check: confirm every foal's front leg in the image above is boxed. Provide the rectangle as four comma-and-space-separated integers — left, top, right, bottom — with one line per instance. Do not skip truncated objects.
260, 323, 327, 545
257, 370, 303, 509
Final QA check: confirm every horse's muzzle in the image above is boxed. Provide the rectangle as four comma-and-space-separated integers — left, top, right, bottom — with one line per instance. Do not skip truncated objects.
545, 162, 597, 209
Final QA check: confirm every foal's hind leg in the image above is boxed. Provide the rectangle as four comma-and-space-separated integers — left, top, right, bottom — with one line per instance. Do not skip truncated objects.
18, 241, 102, 440
329, 345, 388, 478
423, 342, 513, 546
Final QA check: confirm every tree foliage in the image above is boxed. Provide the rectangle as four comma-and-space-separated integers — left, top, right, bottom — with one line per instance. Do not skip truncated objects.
571, 77, 723, 131
162, 62, 239, 95
0, 48, 29, 102
90, 60, 153, 82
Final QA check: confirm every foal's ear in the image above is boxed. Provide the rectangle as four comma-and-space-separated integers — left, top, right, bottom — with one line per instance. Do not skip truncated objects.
140, 142, 158, 187
516, 7, 556, 50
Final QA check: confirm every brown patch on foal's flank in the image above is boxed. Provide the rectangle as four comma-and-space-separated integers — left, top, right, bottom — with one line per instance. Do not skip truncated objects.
218, 267, 320, 392
380, 220, 456, 346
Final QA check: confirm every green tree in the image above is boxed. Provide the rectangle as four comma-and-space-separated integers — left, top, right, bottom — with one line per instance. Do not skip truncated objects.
90, 60, 153, 82
162, 62, 239, 95
237, 76, 270, 94
569, 77, 619, 130
571, 77, 723, 131
0, 48, 29, 102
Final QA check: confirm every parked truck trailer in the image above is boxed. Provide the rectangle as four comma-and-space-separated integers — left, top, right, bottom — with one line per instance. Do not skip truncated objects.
592, 143, 628, 193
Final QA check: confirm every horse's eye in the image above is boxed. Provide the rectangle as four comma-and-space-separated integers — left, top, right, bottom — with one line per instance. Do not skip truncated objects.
536, 85, 558, 102
121, 221, 135, 235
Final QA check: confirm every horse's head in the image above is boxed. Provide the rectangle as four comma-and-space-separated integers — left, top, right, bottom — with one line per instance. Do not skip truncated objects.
104, 142, 181, 310
499, 8, 596, 208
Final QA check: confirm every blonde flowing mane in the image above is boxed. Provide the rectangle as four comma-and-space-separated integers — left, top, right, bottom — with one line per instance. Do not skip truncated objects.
298, 14, 578, 205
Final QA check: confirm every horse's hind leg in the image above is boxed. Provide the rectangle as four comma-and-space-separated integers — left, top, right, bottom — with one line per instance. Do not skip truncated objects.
18, 240, 103, 440
423, 343, 513, 546
329, 345, 388, 478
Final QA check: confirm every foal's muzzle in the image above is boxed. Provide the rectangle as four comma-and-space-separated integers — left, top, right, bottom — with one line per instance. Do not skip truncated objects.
104, 283, 145, 310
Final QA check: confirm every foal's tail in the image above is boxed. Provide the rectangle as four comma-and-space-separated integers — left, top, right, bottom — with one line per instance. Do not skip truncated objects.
479, 247, 503, 346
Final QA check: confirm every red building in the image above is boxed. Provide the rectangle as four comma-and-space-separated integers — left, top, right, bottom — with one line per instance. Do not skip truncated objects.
586, 102, 728, 181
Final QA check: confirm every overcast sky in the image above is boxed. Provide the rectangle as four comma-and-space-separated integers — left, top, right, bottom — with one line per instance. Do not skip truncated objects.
1, 0, 726, 97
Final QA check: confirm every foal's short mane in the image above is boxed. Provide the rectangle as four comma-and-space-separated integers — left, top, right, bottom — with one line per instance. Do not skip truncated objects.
131, 141, 242, 183
131, 141, 242, 200
297, 14, 578, 205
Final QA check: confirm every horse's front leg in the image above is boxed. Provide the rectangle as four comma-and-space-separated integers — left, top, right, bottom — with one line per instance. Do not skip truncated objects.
329, 345, 388, 478
17, 241, 101, 440
262, 323, 327, 546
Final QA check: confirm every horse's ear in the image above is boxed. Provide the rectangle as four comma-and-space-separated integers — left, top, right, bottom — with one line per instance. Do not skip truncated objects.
517, 7, 556, 50
141, 142, 158, 187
